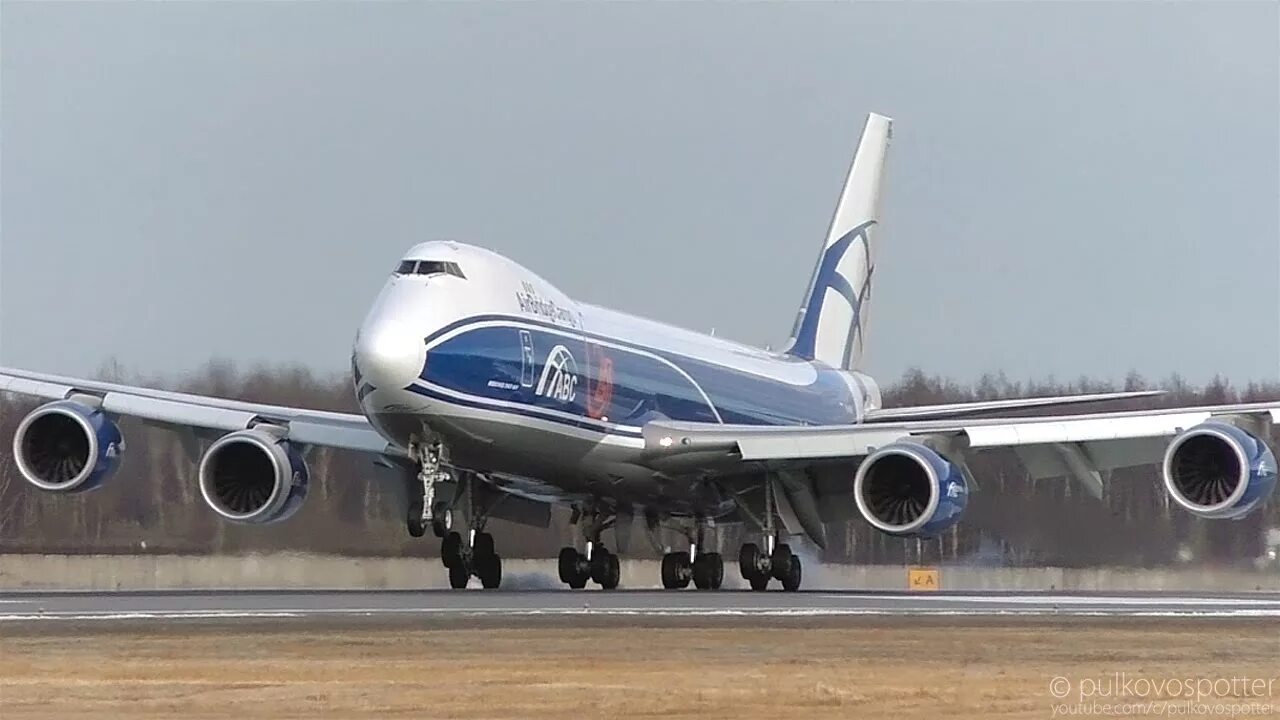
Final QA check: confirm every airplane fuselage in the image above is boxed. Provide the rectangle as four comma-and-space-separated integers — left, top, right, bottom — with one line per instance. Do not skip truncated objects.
352, 241, 879, 511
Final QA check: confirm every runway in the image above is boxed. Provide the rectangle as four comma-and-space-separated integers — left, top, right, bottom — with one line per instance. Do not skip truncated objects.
3, 588, 1279, 622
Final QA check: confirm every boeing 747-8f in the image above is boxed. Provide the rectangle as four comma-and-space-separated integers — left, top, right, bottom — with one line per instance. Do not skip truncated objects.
4, 114, 1275, 590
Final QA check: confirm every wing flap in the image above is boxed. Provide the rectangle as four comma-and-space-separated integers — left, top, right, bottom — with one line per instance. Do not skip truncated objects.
864, 390, 1163, 422
101, 392, 259, 432
962, 411, 1213, 447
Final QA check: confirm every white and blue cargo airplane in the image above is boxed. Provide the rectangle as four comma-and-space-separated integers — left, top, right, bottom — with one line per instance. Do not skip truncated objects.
3, 113, 1277, 591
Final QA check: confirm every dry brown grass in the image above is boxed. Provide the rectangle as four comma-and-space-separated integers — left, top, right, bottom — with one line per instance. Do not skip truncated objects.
1, 619, 1278, 719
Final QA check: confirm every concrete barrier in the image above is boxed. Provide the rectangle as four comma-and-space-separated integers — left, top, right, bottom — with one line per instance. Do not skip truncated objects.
1, 553, 1277, 592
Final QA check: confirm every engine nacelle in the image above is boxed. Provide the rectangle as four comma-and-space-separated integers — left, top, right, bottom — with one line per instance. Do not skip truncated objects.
853, 441, 968, 537
198, 428, 309, 524
1162, 421, 1277, 520
12, 400, 124, 493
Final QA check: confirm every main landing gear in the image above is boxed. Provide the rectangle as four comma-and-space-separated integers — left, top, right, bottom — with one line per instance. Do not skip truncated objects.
736, 474, 802, 591
409, 438, 503, 590
660, 518, 724, 590
441, 527, 503, 589
738, 538, 801, 592
558, 506, 621, 590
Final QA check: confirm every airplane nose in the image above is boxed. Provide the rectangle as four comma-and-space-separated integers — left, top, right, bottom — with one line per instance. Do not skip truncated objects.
354, 319, 425, 389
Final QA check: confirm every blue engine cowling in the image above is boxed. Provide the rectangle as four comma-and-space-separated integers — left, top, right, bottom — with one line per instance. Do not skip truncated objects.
1162, 421, 1277, 520
853, 441, 968, 537
12, 400, 124, 493
197, 428, 309, 524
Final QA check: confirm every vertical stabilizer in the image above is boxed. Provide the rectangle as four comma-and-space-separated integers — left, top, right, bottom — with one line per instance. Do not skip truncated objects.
785, 112, 892, 370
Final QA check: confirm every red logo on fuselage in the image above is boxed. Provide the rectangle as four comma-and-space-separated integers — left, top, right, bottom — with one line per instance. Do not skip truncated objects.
586, 344, 614, 420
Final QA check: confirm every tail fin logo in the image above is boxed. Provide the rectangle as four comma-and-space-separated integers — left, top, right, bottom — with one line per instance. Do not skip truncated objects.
789, 219, 876, 367
535, 345, 579, 403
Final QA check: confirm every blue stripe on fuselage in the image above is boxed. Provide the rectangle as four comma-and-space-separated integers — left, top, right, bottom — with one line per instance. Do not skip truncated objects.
415, 315, 859, 429
403, 383, 646, 438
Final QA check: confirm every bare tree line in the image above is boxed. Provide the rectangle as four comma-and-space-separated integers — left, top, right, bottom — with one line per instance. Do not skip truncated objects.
1, 362, 1277, 567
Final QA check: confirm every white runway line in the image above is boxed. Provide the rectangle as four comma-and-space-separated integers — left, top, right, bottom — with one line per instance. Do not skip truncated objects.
820, 594, 1280, 606
4, 603, 1280, 622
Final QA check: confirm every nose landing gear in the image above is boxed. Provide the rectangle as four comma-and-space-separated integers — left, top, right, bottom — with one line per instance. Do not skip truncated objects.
408, 438, 503, 590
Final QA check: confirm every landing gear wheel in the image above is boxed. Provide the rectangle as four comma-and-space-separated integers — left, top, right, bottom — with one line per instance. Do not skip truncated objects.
706, 553, 725, 589
558, 547, 579, 583
661, 552, 691, 589
591, 548, 621, 590
770, 543, 793, 580
441, 531, 463, 569
692, 553, 724, 590
477, 554, 503, 589
448, 562, 470, 589
780, 555, 802, 592
559, 547, 589, 589
472, 532, 495, 560
430, 505, 452, 538
406, 492, 426, 538
739, 543, 762, 580
602, 552, 621, 590
749, 573, 770, 591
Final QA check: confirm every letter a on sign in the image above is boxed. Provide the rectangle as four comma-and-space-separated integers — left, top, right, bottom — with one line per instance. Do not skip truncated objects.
908, 567, 939, 591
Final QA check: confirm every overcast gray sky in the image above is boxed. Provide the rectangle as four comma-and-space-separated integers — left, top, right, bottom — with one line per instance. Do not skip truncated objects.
2, 1, 1277, 387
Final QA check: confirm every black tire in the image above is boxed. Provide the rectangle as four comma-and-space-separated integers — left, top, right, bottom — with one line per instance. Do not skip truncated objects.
771, 543, 793, 580
748, 572, 770, 591
661, 552, 688, 589
692, 553, 713, 590
407, 496, 426, 537
441, 531, 463, 569
430, 506, 452, 538
407, 516, 426, 538
558, 547, 580, 584
738, 543, 761, 580
473, 532, 496, 560
704, 552, 724, 590
478, 555, 502, 589
590, 548, 612, 586
448, 563, 469, 589
599, 552, 621, 590
781, 555, 802, 592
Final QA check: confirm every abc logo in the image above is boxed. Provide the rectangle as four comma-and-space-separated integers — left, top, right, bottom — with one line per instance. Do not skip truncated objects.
536, 345, 579, 403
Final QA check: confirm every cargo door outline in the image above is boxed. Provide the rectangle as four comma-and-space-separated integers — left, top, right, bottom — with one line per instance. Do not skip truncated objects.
519, 330, 536, 388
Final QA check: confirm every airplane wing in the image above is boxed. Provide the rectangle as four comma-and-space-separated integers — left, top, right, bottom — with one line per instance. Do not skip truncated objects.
640, 400, 1280, 507
860, 390, 1163, 422
0, 366, 392, 455
639, 401, 1280, 544
642, 401, 1280, 472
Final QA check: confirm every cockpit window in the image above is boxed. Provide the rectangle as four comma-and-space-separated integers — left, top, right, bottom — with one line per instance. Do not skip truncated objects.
393, 260, 466, 279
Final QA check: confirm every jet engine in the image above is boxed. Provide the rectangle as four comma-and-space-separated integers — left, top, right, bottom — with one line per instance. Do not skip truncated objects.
198, 428, 309, 524
12, 400, 124, 493
853, 441, 968, 537
1162, 421, 1277, 520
